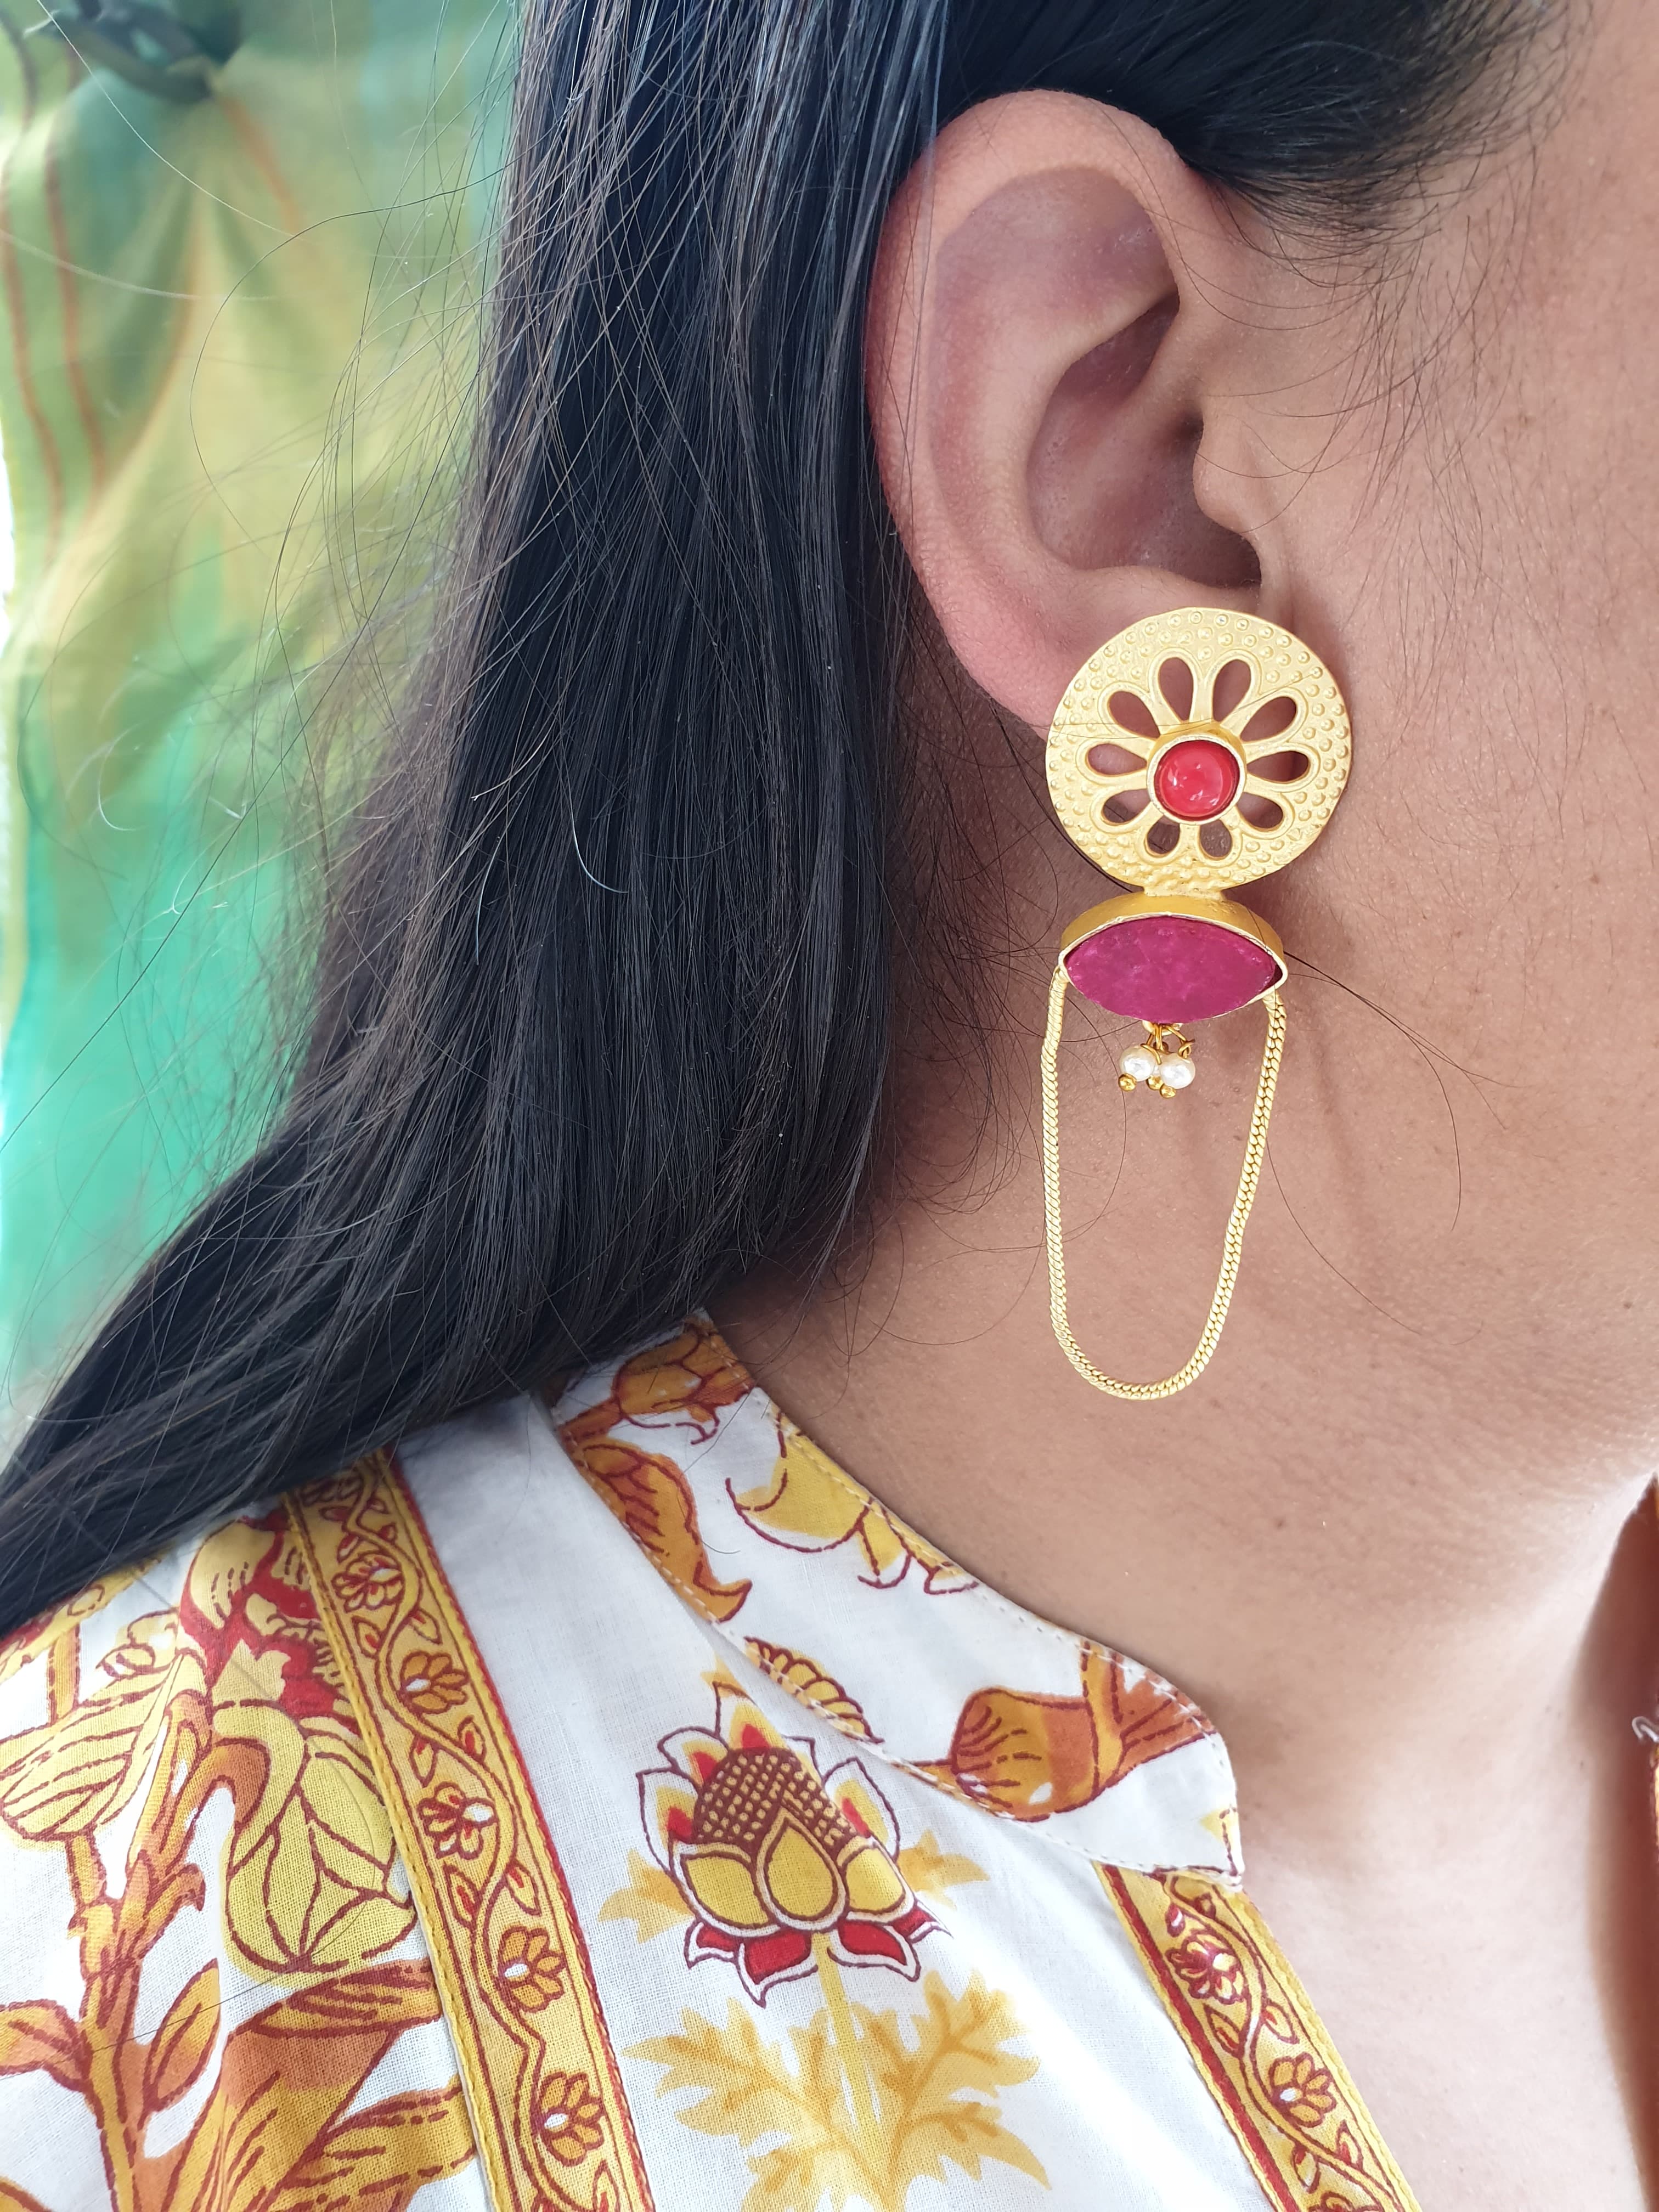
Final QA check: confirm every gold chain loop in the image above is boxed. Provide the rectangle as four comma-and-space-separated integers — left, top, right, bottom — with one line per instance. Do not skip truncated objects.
1040, 967, 1286, 1398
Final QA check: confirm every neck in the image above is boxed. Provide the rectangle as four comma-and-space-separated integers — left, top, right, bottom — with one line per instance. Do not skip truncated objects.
720, 726, 1659, 1883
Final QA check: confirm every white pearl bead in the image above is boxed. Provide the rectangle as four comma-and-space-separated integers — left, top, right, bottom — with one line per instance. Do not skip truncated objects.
1119, 1048, 1160, 1084
1159, 1054, 1195, 1089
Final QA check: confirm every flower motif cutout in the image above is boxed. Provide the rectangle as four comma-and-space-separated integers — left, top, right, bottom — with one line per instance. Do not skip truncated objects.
1083, 664, 1303, 864
639, 1677, 937, 2002
1044, 608, 1350, 896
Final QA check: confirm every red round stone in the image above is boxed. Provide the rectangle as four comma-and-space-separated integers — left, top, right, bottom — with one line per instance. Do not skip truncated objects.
1151, 737, 1240, 821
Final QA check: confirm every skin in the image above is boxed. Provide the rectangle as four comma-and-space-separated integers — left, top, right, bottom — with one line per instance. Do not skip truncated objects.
723, 4, 1659, 2204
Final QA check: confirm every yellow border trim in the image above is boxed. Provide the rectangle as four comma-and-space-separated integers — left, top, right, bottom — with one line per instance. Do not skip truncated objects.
290, 1454, 657, 2212
1102, 1866, 1421, 2212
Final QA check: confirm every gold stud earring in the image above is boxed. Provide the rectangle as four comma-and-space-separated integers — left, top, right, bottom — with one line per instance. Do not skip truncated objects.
1041, 607, 1351, 1396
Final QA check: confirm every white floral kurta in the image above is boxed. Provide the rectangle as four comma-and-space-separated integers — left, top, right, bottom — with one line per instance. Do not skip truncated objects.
0, 1320, 1420, 2211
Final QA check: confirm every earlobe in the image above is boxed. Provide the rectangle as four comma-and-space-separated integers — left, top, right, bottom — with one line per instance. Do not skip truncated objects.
866, 91, 1261, 728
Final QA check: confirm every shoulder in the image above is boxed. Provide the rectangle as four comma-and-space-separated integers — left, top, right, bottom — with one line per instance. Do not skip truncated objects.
0, 1492, 482, 2212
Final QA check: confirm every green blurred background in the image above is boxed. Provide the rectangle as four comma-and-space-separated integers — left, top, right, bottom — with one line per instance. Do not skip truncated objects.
0, 0, 512, 1418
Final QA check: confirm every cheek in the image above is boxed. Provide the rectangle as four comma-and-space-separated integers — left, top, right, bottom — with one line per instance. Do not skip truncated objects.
1245, 15, 1659, 1339
1451, 1, 1659, 1009
1312, 301, 1659, 1087
1266, 436, 1659, 1298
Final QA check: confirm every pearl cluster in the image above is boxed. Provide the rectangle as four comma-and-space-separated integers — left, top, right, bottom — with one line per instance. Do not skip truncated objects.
1118, 1040, 1195, 1098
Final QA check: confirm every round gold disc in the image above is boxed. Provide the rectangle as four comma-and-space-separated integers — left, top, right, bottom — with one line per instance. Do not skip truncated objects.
1044, 607, 1351, 894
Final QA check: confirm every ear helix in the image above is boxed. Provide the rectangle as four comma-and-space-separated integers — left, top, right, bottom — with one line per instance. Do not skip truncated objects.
1040, 607, 1351, 1397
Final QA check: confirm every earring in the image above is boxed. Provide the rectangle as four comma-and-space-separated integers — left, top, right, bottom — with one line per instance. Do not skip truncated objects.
1041, 607, 1350, 1397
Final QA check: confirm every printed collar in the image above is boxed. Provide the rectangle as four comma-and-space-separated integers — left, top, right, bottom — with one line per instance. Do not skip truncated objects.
552, 1317, 1240, 1879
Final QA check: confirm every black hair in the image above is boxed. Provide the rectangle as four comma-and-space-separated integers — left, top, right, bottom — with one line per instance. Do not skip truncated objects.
0, 0, 1546, 1630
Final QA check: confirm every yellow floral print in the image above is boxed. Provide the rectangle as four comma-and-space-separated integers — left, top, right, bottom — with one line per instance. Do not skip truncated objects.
743, 1639, 878, 1739
732, 1417, 976, 1593
0, 1508, 476, 2211
612, 1673, 1045, 2209
916, 1644, 1212, 1821
1106, 1867, 1422, 2212
495, 1925, 569, 2011
559, 1319, 758, 1622
633, 1974, 1047, 2212
635, 1673, 936, 2002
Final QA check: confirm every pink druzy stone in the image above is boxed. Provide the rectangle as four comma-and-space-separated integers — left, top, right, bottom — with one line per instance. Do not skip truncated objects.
1064, 913, 1283, 1023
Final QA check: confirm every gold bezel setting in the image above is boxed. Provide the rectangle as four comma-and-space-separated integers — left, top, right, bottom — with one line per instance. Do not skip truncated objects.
1059, 891, 1286, 983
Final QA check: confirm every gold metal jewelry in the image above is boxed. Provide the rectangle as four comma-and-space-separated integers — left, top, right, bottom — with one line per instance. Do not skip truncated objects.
1040, 607, 1350, 1397
1046, 606, 1350, 893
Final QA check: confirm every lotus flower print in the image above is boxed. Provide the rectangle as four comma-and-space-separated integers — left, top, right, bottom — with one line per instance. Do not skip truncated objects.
639, 1677, 936, 2002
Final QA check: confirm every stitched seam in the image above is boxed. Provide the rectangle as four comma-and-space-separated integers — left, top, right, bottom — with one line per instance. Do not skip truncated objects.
549, 1353, 1220, 1741
537, 1390, 1240, 1883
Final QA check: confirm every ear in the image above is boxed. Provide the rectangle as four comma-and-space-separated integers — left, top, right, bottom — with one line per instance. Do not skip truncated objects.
866, 90, 1272, 730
